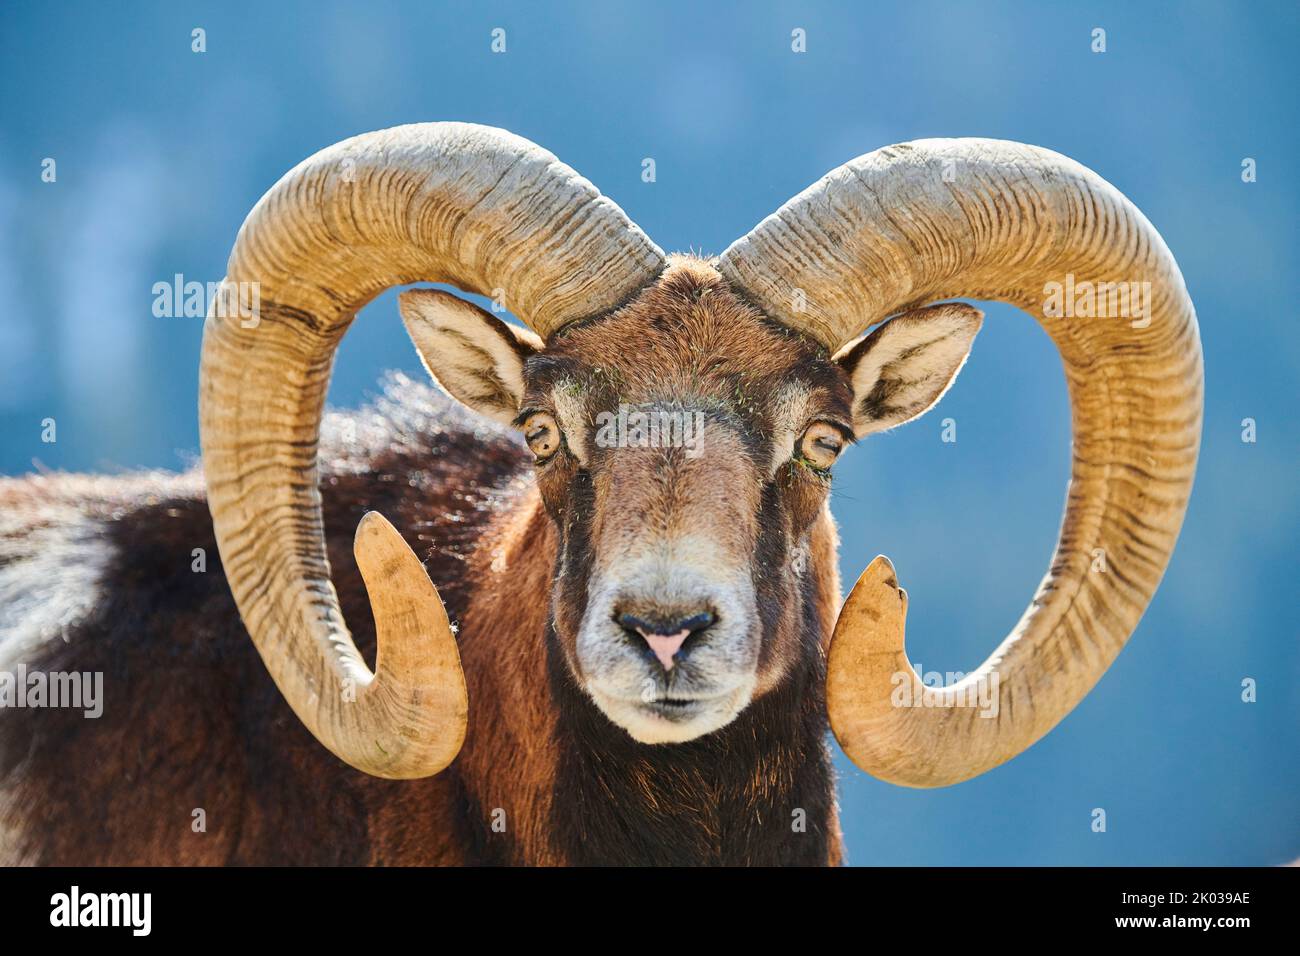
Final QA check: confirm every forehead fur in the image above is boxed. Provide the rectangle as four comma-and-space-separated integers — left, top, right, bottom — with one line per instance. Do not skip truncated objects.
525, 256, 847, 412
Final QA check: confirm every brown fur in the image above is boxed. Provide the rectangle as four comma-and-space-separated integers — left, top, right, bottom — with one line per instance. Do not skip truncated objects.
0, 259, 855, 865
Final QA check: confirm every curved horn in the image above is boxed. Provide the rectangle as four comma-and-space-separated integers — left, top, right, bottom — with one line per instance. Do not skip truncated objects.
200, 123, 666, 778
719, 139, 1202, 787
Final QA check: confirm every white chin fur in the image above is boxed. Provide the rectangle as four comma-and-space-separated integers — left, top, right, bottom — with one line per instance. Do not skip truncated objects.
589, 681, 755, 744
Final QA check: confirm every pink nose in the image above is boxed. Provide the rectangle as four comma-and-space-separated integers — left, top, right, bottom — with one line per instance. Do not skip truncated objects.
635, 628, 690, 671
617, 611, 717, 670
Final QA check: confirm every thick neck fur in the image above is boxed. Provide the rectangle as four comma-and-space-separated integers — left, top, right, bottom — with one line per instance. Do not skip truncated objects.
0, 377, 842, 866
455, 489, 843, 866
547, 622, 837, 865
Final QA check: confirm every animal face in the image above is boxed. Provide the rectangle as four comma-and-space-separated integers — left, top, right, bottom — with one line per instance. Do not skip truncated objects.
525, 262, 851, 742
401, 256, 980, 743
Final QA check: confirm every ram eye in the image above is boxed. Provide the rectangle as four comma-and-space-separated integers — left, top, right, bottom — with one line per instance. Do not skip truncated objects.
797, 422, 845, 472
523, 412, 560, 461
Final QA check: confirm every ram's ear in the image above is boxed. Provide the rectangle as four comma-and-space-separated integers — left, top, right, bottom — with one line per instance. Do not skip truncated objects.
836, 302, 982, 438
399, 289, 543, 426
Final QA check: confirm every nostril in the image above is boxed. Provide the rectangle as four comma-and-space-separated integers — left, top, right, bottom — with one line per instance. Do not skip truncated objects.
677, 611, 716, 635
616, 610, 716, 638
615, 610, 718, 671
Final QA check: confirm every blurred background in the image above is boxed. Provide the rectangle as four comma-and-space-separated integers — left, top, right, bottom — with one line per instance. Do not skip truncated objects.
0, 1, 1295, 864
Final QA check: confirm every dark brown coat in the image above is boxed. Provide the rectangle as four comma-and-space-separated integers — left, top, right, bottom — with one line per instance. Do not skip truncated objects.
0, 367, 843, 865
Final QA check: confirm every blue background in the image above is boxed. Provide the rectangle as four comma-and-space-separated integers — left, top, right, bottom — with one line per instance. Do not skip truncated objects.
1, 1, 1295, 864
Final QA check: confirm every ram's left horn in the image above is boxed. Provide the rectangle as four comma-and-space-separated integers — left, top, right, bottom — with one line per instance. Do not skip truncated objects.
722, 138, 1202, 788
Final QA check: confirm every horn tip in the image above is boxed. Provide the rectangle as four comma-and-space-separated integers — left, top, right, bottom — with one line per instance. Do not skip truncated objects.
862, 554, 899, 591
356, 509, 395, 542
354, 511, 418, 579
